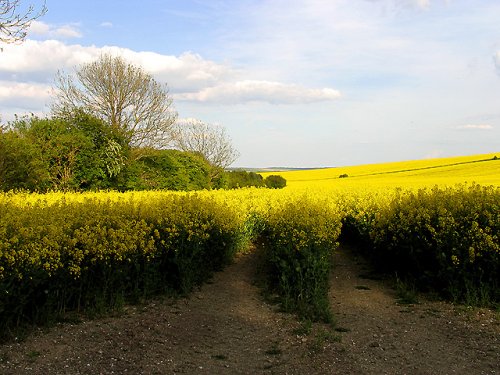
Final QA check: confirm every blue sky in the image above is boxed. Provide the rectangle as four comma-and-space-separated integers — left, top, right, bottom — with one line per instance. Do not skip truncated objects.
1, 0, 499, 167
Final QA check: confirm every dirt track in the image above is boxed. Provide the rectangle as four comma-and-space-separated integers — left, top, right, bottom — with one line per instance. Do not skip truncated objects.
1, 246, 499, 374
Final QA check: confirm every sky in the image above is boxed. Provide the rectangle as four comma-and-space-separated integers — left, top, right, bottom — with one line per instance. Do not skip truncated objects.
1, 0, 499, 168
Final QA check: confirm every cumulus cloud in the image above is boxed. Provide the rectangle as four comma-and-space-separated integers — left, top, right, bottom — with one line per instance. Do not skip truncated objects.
0, 40, 98, 79
0, 40, 341, 110
29, 21, 82, 39
175, 80, 341, 104
0, 81, 52, 109
0, 41, 230, 90
456, 124, 494, 130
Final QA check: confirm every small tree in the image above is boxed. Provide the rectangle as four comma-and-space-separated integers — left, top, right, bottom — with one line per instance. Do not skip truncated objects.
264, 175, 286, 189
9, 113, 127, 191
52, 53, 178, 150
0, 0, 47, 45
174, 119, 239, 180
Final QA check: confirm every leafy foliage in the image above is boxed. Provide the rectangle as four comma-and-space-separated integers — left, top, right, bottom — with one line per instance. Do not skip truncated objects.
121, 149, 211, 191
6, 113, 125, 191
0, 113, 214, 193
224, 170, 265, 189
264, 175, 287, 189
0, 129, 49, 191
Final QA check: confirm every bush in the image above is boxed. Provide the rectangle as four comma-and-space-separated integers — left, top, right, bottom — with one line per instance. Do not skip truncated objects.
223, 170, 265, 189
0, 131, 50, 191
264, 175, 287, 189
3, 114, 212, 193
120, 149, 211, 191
5, 114, 126, 191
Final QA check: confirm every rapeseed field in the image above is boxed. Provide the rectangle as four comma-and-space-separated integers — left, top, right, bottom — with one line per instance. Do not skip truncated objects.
1, 152, 499, 336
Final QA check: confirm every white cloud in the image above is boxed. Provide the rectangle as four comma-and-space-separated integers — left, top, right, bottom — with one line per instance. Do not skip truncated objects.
0, 40, 98, 77
456, 124, 494, 130
29, 21, 82, 39
494, 51, 500, 74
175, 80, 341, 104
0, 41, 230, 89
0, 81, 52, 109
0, 40, 341, 109
100, 22, 113, 28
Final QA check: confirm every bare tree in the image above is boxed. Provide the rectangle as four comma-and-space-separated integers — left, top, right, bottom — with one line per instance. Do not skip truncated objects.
52, 54, 178, 149
0, 0, 47, 45
174, 118, 239, 177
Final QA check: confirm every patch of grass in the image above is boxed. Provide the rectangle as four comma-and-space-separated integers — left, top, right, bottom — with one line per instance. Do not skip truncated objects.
395, 277, 418, 305
309, 328, 341, 353
460, 282, 494, 307
293, 319, 313, 336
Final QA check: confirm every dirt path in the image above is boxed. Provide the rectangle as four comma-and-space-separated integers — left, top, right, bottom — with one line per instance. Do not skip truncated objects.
330, 245, 499, 375
1, 246, 499, 374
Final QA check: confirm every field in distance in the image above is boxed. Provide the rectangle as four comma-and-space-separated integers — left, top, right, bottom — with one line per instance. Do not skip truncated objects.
259, 152, 500, 189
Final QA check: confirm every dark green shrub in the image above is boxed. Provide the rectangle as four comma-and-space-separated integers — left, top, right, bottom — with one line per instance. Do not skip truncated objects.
0, 131, 50, 191
264, 175, 287, 189
120, 149, 211, 191
224, 170, 265, 189
6, 113, 126, 191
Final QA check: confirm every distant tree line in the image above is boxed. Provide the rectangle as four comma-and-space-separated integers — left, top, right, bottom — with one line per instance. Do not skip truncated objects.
223, 171, 286, 189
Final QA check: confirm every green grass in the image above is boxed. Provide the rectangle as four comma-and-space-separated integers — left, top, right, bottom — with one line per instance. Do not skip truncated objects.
395, 277, 419, 305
